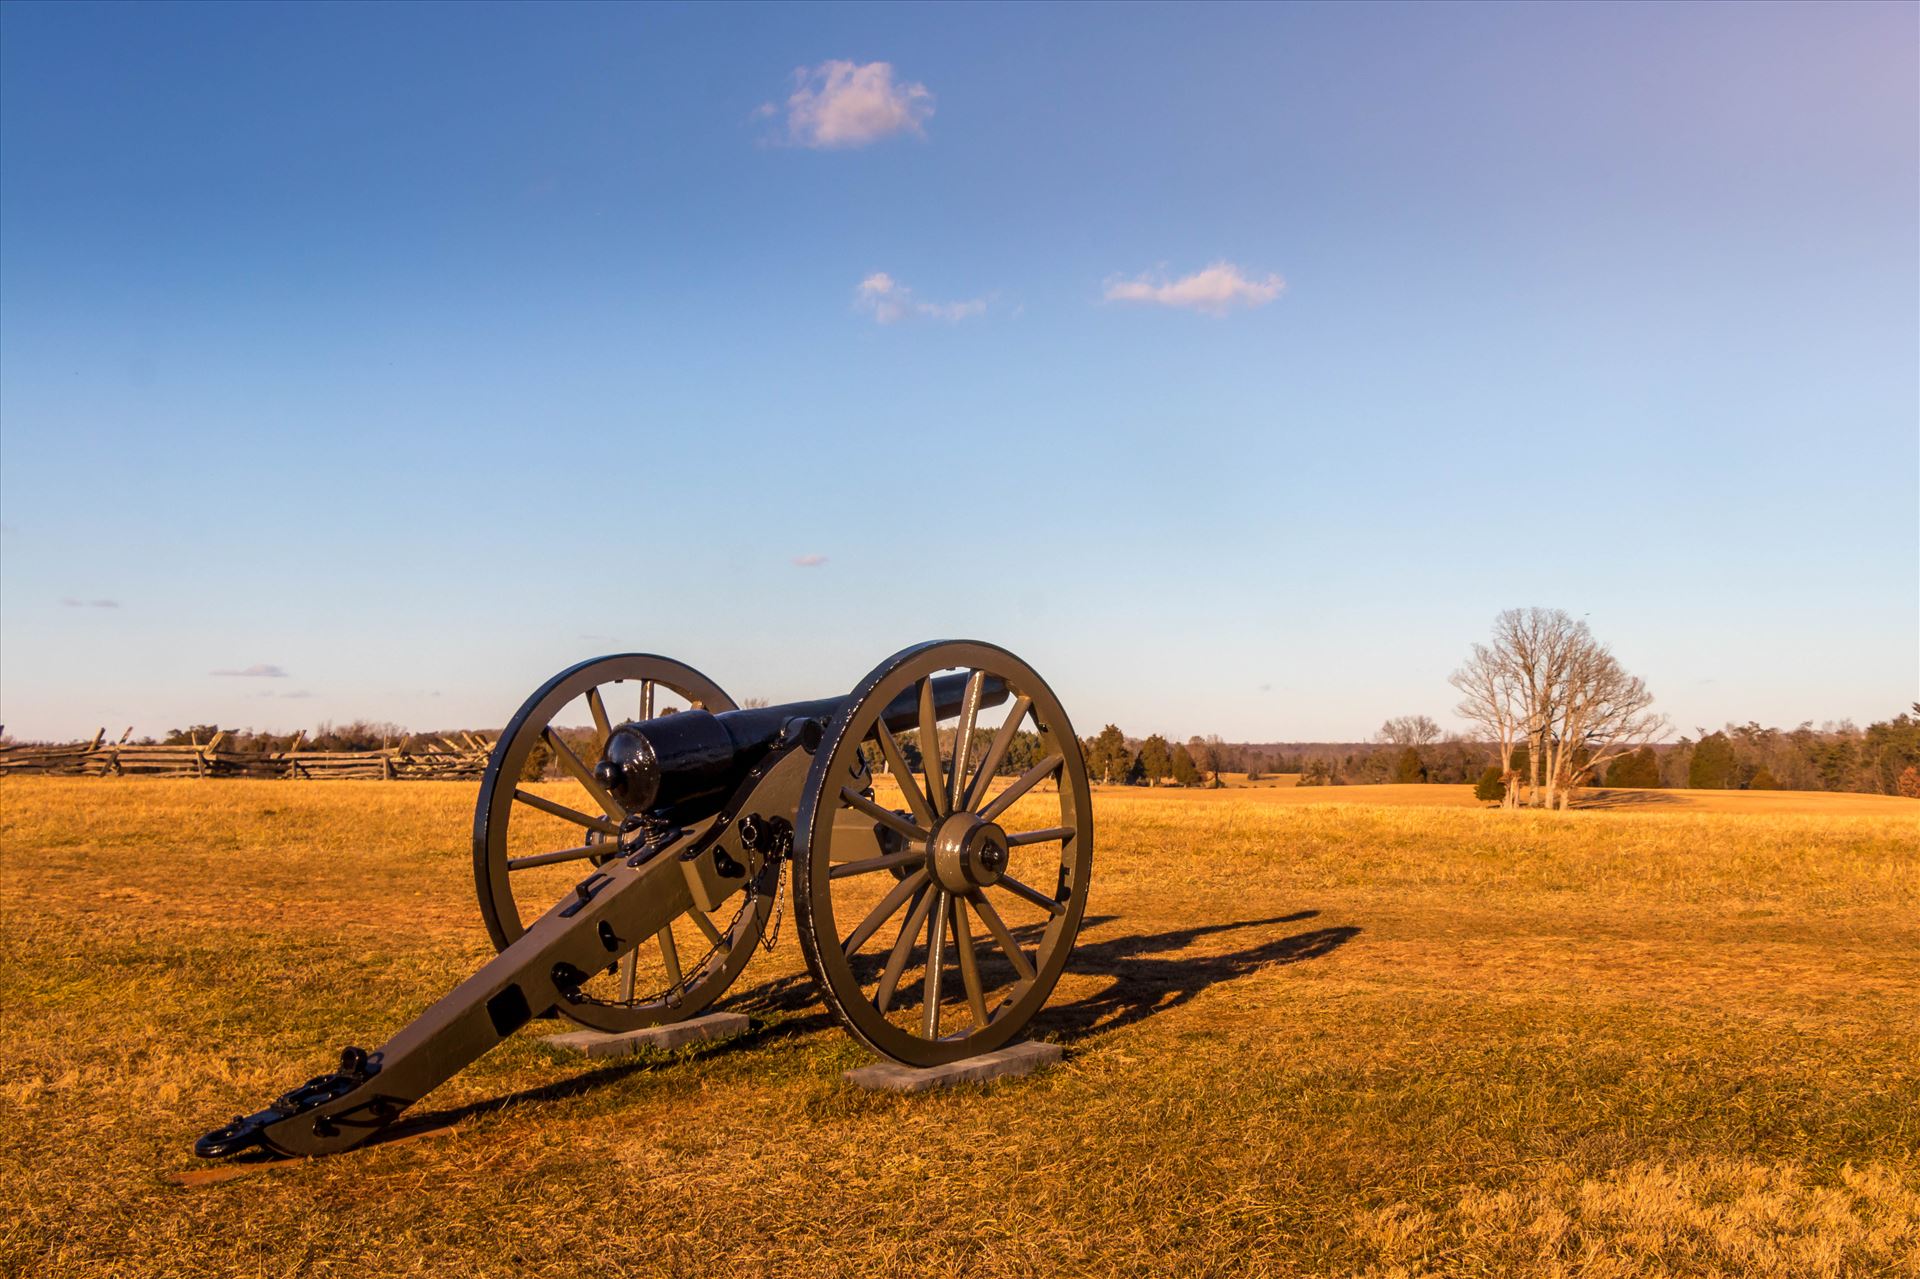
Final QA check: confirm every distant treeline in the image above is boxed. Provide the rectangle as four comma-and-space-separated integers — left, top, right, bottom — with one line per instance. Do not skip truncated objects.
157, 721, 489, 755
0, 721, 505, 758
7, 709, 1916, 799
1603, 712, 1920, 796
1078, 707, 1920, 798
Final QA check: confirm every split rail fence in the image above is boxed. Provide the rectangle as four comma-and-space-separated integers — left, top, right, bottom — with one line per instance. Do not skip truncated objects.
0, 729, 496, 781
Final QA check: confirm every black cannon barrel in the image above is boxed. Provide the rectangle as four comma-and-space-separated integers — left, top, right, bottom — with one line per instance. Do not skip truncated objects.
596, 672, 1009, 820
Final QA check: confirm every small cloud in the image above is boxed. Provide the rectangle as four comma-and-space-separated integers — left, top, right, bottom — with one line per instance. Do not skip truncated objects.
1258, 683, 1273, 693
1104, 261, 1285, 315
281, 690, 314, 699
61, 597, 121, 608
212, 663, 290, 678
792, 553, 828, 567
855, 272, 986, 325
769, 60, 933, 149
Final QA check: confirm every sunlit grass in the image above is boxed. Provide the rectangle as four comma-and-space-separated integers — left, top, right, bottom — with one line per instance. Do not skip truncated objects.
2, 777, 1915, 1277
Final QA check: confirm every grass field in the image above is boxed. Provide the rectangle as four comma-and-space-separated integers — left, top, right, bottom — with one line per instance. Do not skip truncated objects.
3, 777, 1916, 1277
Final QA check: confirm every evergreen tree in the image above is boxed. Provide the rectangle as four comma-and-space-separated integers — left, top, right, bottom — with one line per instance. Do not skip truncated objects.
1089, 724, 1131, 784
1001, 730, 1043, 775
1689, 732, 1736, 789
1170, 744, 1201, 786
1138, 734, 1173, 786
1605, 746, 1661, 788
1391, 747, 1427, 783
1474, 766, 1505, 803
1748, 766, 1780, 790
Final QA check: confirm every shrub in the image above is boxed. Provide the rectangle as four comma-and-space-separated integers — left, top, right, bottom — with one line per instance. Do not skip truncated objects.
1474, 766, 1505, 803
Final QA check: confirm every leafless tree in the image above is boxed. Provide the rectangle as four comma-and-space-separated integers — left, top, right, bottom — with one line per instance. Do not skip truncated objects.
1450, 641, 1525, 808
1186, 735, 1227, 785
1377, 715, 1442, 748
1452, 608, 1666, 810
1544, 641, 1665, 808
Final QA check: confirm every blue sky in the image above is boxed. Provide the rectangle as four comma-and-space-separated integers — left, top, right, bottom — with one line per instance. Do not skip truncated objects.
2, 1, 1914, 743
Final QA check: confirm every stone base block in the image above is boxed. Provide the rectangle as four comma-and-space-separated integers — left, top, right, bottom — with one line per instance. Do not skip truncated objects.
844, 1041, 1063, 1093
544, 1011, 750, 1060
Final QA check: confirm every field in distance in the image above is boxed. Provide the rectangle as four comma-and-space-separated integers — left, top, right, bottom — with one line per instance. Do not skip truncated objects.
2, 777, 1915, 1277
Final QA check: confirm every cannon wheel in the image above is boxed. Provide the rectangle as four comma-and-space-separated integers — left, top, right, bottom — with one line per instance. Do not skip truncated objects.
473, 654, 775, 1034
794, 640, 1093, 1066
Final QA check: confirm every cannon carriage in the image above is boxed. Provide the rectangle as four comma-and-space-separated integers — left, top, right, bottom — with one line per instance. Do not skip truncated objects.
197, 640, 1093, 1159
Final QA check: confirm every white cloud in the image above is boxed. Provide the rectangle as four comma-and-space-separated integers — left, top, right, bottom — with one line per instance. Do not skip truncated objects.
792, 553, 828, 567
212, 663, 289, 678
1104, 262, 1285, 315
61, 597, 120, 608
855, 272, 986, 325
772, 61, 933, 149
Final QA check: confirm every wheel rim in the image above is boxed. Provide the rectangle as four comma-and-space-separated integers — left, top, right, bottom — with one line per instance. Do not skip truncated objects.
472, 653, 773, 1033
795, 641, 1093, 1066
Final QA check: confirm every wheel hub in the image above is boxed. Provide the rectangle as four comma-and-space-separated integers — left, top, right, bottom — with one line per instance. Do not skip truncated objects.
930, 812, 1010, 893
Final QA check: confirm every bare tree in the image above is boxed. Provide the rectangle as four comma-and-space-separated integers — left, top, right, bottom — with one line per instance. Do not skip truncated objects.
1496, 608, 1580, 806
1545, 642, 1665, 808
1377, 715, 1442, 748
1452, 608, 1665, 810
1186, 735, 1227, 786
1450, 641, 1525, 808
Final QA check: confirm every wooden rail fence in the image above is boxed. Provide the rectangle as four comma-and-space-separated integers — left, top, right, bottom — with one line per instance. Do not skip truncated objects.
0, 729, 496, 781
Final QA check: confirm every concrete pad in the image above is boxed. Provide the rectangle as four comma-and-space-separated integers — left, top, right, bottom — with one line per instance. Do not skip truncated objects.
844, 1041, 1063, 1093
543, 1011, 750, 1060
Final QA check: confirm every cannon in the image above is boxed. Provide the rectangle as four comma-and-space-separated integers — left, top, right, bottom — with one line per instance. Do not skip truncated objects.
195, 640, 1093, 1159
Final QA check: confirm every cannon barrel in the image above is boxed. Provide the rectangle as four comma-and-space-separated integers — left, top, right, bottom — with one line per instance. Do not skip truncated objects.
596, 671, 1008, 820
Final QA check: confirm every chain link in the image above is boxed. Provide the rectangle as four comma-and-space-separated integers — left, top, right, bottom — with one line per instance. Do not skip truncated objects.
760, 849, 789, 953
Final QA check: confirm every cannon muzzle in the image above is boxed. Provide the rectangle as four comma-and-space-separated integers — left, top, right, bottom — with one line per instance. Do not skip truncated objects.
596, 671, 1007, 820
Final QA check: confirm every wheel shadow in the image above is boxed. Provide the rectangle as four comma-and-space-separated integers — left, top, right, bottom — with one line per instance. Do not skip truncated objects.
190, 914, 1357, 1168
1034, 911, 1360, 1041
716, 909, 1359, 1045
1573, 788, 1689, 810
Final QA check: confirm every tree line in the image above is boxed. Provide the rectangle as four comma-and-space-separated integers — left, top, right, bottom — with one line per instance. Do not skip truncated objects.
1071, 607, 1917, 803
1597, 714, 1920, 797
10, 613, 1915, 802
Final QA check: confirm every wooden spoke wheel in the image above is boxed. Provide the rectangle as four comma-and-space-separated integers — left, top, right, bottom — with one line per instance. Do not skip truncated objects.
473, 654, 775, 1034
794, 641, 1093, 1066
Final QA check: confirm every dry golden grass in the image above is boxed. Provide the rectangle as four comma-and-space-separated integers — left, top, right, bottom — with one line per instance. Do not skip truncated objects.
2, 777, 1915, 1278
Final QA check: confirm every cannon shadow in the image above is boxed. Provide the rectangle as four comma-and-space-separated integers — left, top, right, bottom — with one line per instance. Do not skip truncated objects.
1571, 787, 1689, 810
1034, 911, 1360, 1041
718, 910, 1360, 1045
322, 915, 1355, 1153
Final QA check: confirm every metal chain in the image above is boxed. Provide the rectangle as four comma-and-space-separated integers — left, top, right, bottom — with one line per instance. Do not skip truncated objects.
760, 849, 789, 953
